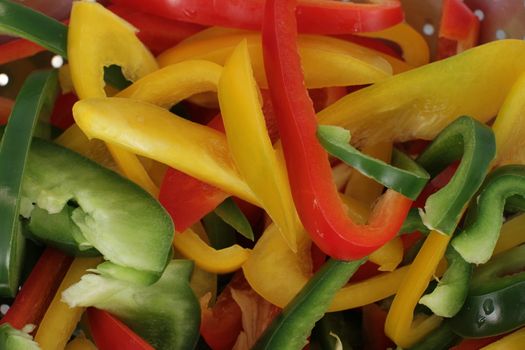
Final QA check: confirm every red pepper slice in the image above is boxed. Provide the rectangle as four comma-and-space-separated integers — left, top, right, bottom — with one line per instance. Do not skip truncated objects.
262, 0, 411, 260
450, 335, 504, 350
0, 38, 45, 66
112, 0, 403, 35
107, 5, 204, 55
87, 308, 154, 350
437, 0, 480, 59
0, 247, 72, 330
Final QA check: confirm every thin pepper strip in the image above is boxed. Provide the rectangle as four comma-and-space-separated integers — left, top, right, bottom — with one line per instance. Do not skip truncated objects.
158, 32, 398, 89
262, 0, 411, 260
317, 40, 525, 147
0, 248, 72, 329
437, 0, 479, 59
481, 328, 525, 350
252, 258, 364, 349
0, 70, 58, 297
218, 40, 301, 251
112, 0, 403, 35
34, 257, 101, 350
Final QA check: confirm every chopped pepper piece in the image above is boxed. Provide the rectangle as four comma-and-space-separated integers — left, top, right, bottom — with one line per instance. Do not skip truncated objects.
0, 69, 58, 297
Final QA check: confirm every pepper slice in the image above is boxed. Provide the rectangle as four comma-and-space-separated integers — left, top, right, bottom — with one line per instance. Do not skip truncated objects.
318, 40, 525, 147
437, 0, 480, 59
112, 0, 403, 35
252, 258, 364, 349
449, 244, 525, 338
452, 165, 525, 264
0, 0, 67, 57
262, 0, 411, 260
0, 69, 58, 297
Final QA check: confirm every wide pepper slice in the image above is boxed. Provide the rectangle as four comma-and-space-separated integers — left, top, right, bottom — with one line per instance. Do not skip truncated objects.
158, 31, 399, 89
112, 0, 403, 35
262, 0, 411, 260
318, 40, 525, 147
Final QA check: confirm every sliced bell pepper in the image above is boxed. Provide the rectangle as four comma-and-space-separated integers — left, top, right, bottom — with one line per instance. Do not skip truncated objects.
34, 257, 101, 350
409, 323, 461, 350
317, 40, 525, 147
0, 38, 46, 66
437, 0, 479, 59
213, 198, 254, 241
416, 116, 496, 234
493, 214, 525, 255
111, 0, 403, 35
63, 260, 201, 350
252, 258, 364, 349
0, 69, 58, 297
480, 328, 525, 350
218, 40, 301, 251
0, 248, 72, 329
87, 308, 153, 350
361, 303, 395, 350
452, 165, 525, 264
492, 71, 525, 166
65, 334, 98, 350
107, 4, 204, 55
358, 22, 430, 67
158, 31, 398, 89
0, 324, 40, 349
449, 244, 525, 338
262, 0, 412, 260
451, 336, 503, 350
0, 0, 67, 57
72, 97, 259, 206
22, 138, 174, 283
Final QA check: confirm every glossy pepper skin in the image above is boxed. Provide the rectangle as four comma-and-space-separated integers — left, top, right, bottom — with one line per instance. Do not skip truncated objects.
449, 244, 525, 338
262, 0, 411, 261
112, 0, 404, 35
21, 138, 174, 285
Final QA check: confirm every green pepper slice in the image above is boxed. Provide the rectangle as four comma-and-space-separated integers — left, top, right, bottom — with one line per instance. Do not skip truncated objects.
452, 165, 525, 264
417, 116, 496, 234
317, 125, 430, 200
449, 244, 525, 338
0, 69, 58, 297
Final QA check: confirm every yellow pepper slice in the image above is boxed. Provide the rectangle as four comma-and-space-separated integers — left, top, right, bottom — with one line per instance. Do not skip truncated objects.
359, 22, 430, 67
73, 97, 259, 206
318, 40, 525, 147
158, 32, 395, 88
34, 258, 101, 350
68, 1, 157, 99
493, 214, 525, 255
68, 0, 159, 195
173, 229, 251, 274
384, 231, 449, 348
492, 71, 525, 166
480, 327, 525, 350
65, 336, 97, 350
218, 40, 301, 251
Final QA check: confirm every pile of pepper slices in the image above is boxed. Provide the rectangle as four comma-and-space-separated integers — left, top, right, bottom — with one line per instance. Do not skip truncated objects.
1, 0, 525, 349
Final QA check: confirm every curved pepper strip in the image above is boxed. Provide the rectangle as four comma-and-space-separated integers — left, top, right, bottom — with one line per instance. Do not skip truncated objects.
73, 97, 259, 205
112, 0, 403, 35
452, 165, 525, 264
158, 32, 399, 88
34, 257, 101, 350
218, 40, 301, 251
68, 1, 159, 196
262, 0, 412, 260
417, 116, 496, 234
318, 125, 429, 200
358, 22, 430, 67
449, 244, 525, 338
317, 40, 525, 147
253, 258, 364, 350
492, 71, 525, 166
0, 70, 58, 297
437, 0, 479, 60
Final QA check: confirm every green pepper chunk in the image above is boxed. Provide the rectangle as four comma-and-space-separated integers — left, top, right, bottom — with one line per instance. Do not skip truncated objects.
214, 197, 254, 241
0, 324, 40, 350
317, 125, 430, 200
62, 259, 201, 350
21, 138, 174, 284
252, 258, 365, 350
416, 116, 496, 234
452, 165, 525, 264
0, 69, 58, 297
449, 244, 525, 338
